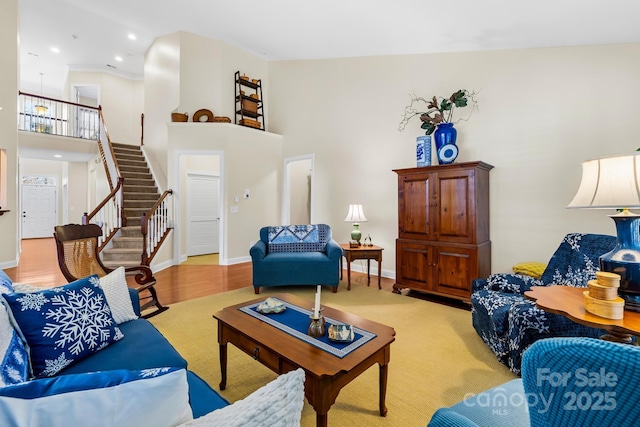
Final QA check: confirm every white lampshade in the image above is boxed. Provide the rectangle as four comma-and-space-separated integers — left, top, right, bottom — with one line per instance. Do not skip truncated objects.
344, 204, 368, 222
567, 154, 640, 209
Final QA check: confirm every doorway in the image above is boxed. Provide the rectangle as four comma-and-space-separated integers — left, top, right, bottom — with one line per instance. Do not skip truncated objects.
175, 152, 223, 265
283, 154, 314, 225
186, 173, 220, 256
21, 180, 57, 239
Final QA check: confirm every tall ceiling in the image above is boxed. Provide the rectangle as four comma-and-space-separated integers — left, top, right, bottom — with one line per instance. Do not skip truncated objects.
19, 0, 640, 96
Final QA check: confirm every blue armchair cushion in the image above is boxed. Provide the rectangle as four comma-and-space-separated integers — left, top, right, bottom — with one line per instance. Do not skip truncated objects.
266, 224, 329, 253
522, 338, 640, 427
427, 379, 529, 427
2, 275, 123, 378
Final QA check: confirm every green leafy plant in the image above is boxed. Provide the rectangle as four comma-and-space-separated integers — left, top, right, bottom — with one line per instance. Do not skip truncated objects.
398, 89, 479, 135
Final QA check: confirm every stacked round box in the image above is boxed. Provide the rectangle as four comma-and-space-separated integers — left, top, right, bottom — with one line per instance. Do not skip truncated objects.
583, 271, 624, 319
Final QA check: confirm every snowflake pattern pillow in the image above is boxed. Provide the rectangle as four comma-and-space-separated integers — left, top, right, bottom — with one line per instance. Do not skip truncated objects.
2, 275, 123, 378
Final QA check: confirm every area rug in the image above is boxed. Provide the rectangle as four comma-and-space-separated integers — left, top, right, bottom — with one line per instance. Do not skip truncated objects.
149, 285, 516, 426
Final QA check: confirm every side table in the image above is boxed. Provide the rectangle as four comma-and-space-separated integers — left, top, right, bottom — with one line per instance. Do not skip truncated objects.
339, 244, 383, 291
525, 285, 640, 344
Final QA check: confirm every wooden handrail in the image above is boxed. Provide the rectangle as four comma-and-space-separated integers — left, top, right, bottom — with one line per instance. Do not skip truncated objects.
19, 91, 99, 110
84, 177, 124, 221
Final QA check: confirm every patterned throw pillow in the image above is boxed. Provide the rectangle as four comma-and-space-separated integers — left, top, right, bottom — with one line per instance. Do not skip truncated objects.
2, 275, 123, 378
0, 367, 192, 427
0, 271, 29, 386
267, 224, 329, 253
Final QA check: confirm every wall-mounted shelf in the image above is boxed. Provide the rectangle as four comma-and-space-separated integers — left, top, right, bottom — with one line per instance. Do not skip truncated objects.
234, 71, 265, 131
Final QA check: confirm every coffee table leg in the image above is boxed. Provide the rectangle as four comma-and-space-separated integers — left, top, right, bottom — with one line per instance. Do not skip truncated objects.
379, 363, 388, 417
316, 412, 328, 427
219, 343, 227, 390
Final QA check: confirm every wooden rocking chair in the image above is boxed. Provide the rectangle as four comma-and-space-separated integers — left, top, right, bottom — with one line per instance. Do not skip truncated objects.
53, 223, 168, 318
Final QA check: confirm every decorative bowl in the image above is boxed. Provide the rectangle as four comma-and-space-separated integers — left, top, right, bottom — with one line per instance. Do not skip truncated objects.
257, 297, 285, 314
328, 324, 354, 342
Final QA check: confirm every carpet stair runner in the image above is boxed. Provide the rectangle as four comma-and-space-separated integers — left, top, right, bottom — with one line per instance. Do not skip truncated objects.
101, 142, 160, 269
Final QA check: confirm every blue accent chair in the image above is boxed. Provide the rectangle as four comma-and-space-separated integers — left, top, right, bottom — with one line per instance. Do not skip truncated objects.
250, 224, 342, 294
428, 337, 640, 426
471, 233, 617, 374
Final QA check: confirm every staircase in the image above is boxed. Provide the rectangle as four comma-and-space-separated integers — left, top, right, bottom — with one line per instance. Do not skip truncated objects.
101, 143, 159, 269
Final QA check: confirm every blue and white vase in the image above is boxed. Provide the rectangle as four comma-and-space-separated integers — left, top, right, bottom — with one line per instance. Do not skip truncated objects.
416, 135, 432, 167
434, 122, 459, 164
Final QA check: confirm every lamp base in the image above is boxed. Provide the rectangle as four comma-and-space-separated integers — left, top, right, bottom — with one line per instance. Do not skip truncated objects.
350, 223, 362, 244
600, 212, 640, 312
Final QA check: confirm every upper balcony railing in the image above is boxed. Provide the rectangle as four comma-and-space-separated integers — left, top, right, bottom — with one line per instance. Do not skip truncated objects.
18, 91, 101, 140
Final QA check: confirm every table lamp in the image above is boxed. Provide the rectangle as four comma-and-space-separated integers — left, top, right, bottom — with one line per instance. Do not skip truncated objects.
344, 204, 368, 245
567, 153, 640, 311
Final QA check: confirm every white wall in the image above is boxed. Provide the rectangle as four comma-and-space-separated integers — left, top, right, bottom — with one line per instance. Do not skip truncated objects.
269, 44, 640, 275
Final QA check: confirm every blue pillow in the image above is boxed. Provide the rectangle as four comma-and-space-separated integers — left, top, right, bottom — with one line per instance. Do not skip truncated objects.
0, 270, 13, 294
0, 367, 193, 427
0, 271, 28, 386
2, 275, 123, 378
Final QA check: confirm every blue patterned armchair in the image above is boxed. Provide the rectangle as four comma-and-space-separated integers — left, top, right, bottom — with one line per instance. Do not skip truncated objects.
250, 224, 342, 294
471, 233, 616, 374
428, 337, 640, 426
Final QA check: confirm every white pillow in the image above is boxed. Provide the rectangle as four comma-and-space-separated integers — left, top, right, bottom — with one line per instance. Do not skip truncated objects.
0, 367, 193, 427
180, 368, 305, 427
99, 267, 138, 324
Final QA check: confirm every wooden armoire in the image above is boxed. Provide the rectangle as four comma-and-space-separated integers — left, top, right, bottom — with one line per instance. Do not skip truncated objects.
393, 161, 493, 302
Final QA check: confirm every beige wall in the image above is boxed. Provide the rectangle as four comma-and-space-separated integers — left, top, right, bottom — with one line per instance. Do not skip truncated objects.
288, 159, 311, 224
0, 0, 19, 268
67, 162, 89, 224
269, 44, 640, 275
65, 71, 143, 145
143, 32, 181, 190
167, 124, 282, 264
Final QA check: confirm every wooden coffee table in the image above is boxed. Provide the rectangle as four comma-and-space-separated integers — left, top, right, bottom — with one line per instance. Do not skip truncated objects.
213, 293, 396, 427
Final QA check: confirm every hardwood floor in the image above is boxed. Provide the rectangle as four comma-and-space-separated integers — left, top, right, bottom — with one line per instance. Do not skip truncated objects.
4, 238, 396, 306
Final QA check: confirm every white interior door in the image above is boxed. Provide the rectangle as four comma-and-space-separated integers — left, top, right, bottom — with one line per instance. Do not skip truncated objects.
187, 174, 220, 256
22, 184, 57, 239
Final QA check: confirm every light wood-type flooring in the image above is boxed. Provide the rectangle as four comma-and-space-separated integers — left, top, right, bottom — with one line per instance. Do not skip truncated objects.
4, 238, 396, 305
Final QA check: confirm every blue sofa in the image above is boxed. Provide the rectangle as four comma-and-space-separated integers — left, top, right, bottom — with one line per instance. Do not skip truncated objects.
250, 224, 342, 294
428, 337, 640, 426
0, 270, 307, 426
471, 233, 617, 374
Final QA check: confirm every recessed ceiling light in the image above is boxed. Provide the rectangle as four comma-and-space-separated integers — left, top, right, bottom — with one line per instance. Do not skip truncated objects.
128, 33, 136, 40
115, 56, 123, 62
53, 154, 62, 158
51, 47, 60, 53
